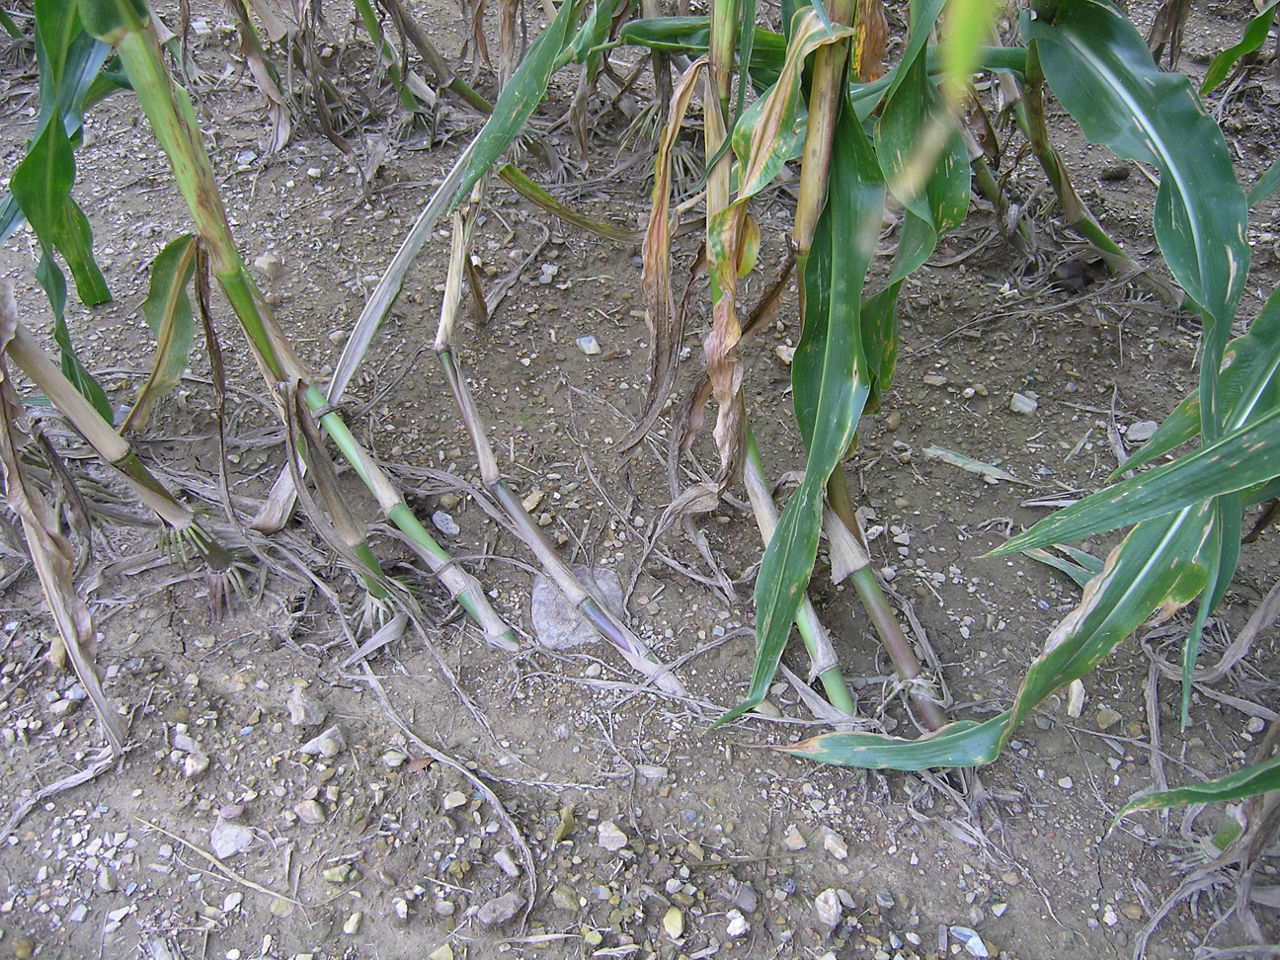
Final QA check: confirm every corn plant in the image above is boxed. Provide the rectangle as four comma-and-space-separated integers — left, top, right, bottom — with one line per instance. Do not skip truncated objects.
415, 0, 1280, 810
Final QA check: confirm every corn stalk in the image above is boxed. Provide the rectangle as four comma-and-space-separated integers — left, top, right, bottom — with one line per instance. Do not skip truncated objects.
79, 0, 516, 650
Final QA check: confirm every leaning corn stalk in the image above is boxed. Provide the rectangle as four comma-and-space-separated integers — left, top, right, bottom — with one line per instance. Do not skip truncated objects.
0, 281, 126, 754
434, 202, 685, 695
79, 0, 516, 650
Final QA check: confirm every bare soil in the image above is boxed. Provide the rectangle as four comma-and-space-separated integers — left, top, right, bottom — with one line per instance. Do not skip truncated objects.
0, 2, 1277, 960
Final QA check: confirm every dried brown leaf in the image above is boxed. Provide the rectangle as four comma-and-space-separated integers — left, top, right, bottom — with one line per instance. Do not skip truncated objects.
0, 281, 125, 754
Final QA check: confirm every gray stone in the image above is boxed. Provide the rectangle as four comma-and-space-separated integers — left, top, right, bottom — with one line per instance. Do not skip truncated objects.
294, 799, 326, 825
597, 820, 628, 852
531, 566, 625, 650
432, 511, 460, 537
286, 685, 326, 726
1009, 392, 1039, 415
476, 892, 524, 926
950, 925, 989, 958
814, 888, 843, 932
210, 821, 254, 859
723, 879, 758, 914
1127, 420, 1159, 443
299, 725, 345, 759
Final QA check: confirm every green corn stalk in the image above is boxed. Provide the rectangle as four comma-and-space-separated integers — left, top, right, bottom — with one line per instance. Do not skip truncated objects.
78, 0, 517, 650
779, 0, 1272, 783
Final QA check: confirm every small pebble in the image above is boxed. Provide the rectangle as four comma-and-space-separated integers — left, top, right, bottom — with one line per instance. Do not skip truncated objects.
1096, 707, 1122, 730
726, 910, 749, 937
476, 892, 524, 926
783, 824, 807, 850
822, 828, 848, 860
210, 821, 254, 859
576, 335, 601, 356
343, 911, 363, 935
597, 820, 628, 852
294, 800, 326, 825
443, 790, 467, 811
1126, 420, 1159, 443
299, 726, 345, 759
286, 685, 326, 726
662, 905, 684, 940
1009, 392, 1039, 415
432, 510, 460, 536
814, 888, 843, 932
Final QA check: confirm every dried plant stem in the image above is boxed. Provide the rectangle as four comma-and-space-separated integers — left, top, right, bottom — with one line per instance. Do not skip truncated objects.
434, 207, 685, 695
825, 470, 947, 731
7, 320, 233, 568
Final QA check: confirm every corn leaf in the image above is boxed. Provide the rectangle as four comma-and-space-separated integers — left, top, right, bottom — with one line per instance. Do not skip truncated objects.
497, 164, 641, 242
782, 505, 1212, 767
714, 104, 883, 727
1118, 753, 1280, 817
866, 45, 968, 396
1200, 0, 1277, 95
1248, 154, 1280, 208
0, 281, 125, 754
9, 79, 110, 308
122, 234, 197, 431
1117, 288, 1280, 475
453, 0, 581, 206
1027, 0, 1249, 440
991, 406, 1280, 556
1023, 547, 1099, 588
0, 30, 115, 245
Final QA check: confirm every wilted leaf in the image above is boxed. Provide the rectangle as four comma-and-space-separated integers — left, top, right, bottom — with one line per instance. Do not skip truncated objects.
123, 234, 197, 431
1118, 753, 1280, 817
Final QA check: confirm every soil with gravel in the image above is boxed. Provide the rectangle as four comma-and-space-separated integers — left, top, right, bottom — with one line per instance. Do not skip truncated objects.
0, 2, 1277, 960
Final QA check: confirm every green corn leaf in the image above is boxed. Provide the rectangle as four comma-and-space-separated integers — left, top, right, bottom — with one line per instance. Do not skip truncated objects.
865, 44, 968, 396
783, 505, 1213, 768
1178, 498, 1241, 725
1026, 0, 1248, 441
1246, 475, 1280, 506
1, 33, 115, 245
78, 0, 150, 44
10, 112, 110, 308
34, 0, 82, 89
1201, 0, 1277, 95
1248, 153, 1280, 208
453, 0, 582, 207
123, 234, 197, 431
714, 104, 883, 728
1023, 546, 1099, 589
563, 0, 621, 72
1117, 288, 1280, 476
1118, 753, 1280, 817
939, 0, 1004, 102
32, 252, 113, 422
497, 165, 642, 241
0, 8, 21, 38
990, 405, 1280, 557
